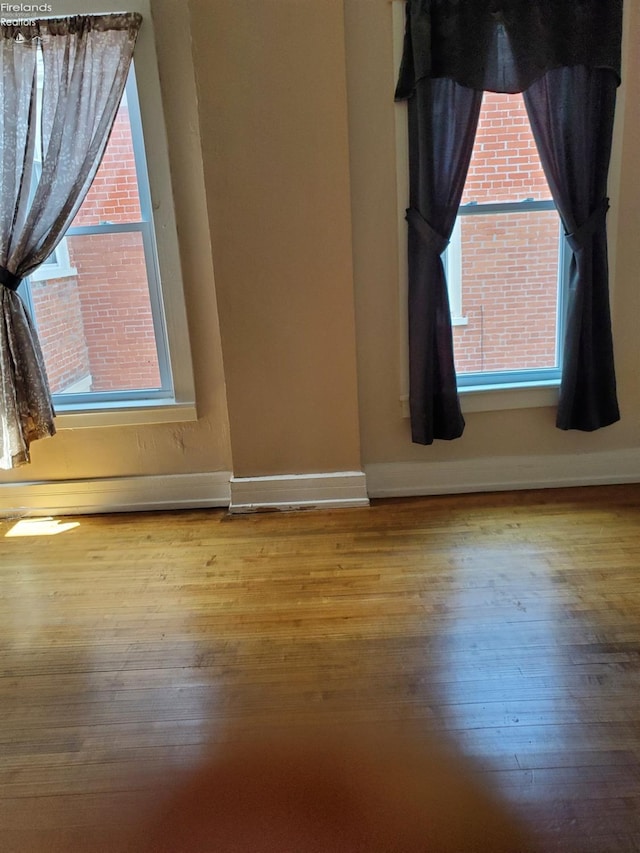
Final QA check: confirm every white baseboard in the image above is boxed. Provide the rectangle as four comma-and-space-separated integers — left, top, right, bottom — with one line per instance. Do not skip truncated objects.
365, 449, 640, 498
0, 471, 232, 517
3, 451, 636, 518
229, 471, 369, 513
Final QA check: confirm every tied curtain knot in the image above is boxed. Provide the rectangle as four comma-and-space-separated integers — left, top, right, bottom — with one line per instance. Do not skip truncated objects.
406, 207, 449, 256
566, 197, 610, 253
0, 266, 22, 292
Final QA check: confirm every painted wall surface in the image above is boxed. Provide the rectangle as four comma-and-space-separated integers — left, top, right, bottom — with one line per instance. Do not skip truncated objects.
188, 0, 362, 478
345, 0, 640, 466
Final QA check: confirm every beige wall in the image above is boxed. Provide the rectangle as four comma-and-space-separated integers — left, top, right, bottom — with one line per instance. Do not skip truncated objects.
188, 0, 362, 478
2, 0, 639, 489
610, 0, 640, 433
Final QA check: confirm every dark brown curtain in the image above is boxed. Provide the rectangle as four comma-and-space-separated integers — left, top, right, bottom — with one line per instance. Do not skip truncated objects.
396, 0, 622, 97
406, 78, 482, 443
396, 0, 623, 444
523, 66, 620, 431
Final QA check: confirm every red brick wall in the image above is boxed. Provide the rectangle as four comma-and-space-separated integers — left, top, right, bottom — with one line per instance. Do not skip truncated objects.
73, 104, 142, 226
453, 92, 560, 375
31, 277, 91, 393
66, 232, 161, 392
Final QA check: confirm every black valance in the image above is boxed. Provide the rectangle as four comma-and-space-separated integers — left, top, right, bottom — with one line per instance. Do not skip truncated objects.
395, 0, 623, 98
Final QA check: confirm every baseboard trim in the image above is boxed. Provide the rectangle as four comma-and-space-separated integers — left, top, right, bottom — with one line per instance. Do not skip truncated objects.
3, 452, 636, 518
0, 471, 232, 517
365, 450, 640, 498
229, 471, 369, 513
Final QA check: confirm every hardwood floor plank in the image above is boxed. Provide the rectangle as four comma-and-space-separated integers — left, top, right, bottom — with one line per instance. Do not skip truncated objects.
1, 484, 640, 851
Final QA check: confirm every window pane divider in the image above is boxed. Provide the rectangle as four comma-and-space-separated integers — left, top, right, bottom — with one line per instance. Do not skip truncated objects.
65, 222, 146, 236
458, 370, 562, 388
459, 199, 557, 216
53, 388, 172, 407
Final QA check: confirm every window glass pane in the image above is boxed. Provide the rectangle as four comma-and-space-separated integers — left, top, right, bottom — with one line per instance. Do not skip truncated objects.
71, 95, 142, 227
452, 210, 560, 374
25, 67, 172, 400
461, 92, 552, 206
31, 232, 161, 394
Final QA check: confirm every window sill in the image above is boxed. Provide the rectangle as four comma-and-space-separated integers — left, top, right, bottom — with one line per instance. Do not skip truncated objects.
54, 400, 198, 429
400, 381, 560, 418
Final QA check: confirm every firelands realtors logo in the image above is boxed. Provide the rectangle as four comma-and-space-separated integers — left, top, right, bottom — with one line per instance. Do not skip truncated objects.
2, 3, 53, 25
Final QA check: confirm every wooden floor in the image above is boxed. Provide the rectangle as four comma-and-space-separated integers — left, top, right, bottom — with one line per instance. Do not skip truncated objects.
1, 485, 640, 851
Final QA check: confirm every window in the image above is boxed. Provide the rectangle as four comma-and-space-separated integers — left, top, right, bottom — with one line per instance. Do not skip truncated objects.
20, 65, 173, 403
15, 6, 196, 425
449, 92, 566, 391
393, 4, 563, 412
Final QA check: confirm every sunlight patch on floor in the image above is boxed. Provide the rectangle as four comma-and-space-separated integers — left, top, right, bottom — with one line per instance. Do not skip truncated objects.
5, 517, 80, 537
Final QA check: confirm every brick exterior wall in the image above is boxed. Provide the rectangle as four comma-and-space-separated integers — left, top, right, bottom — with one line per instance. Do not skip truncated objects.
66, 231, 160, 392
31, 277, 91, 393
73, 105, 142, 228
30, 102, 160, 394
453, 92, 560, 374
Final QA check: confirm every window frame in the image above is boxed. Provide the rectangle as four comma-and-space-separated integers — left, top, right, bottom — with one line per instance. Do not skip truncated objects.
443, 217, 467, 327
23, 67, 175, 404
451, 198, 567, 390
392, 1, 563, 414
18, 0, 197, 427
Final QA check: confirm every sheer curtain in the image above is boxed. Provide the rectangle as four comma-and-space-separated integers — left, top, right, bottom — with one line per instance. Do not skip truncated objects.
395, 0, 623, 444
0, 14, 142, 469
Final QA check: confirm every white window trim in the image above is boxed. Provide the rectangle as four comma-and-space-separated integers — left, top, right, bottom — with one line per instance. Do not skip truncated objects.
29, 239, 77, 282
444, 218, 467, 326
54, 400, 198, 429
58, 373, 92, 394
400, 383, 559, 418
26, 0, 197, 426
392, 2, 561, 416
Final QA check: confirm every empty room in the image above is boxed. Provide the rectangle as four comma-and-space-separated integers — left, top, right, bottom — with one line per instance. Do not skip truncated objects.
1, 0, 639, 850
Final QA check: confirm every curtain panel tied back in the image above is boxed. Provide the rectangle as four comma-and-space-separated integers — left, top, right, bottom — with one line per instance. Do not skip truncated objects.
0, 13, 142, 469
395, 0, 623, 444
